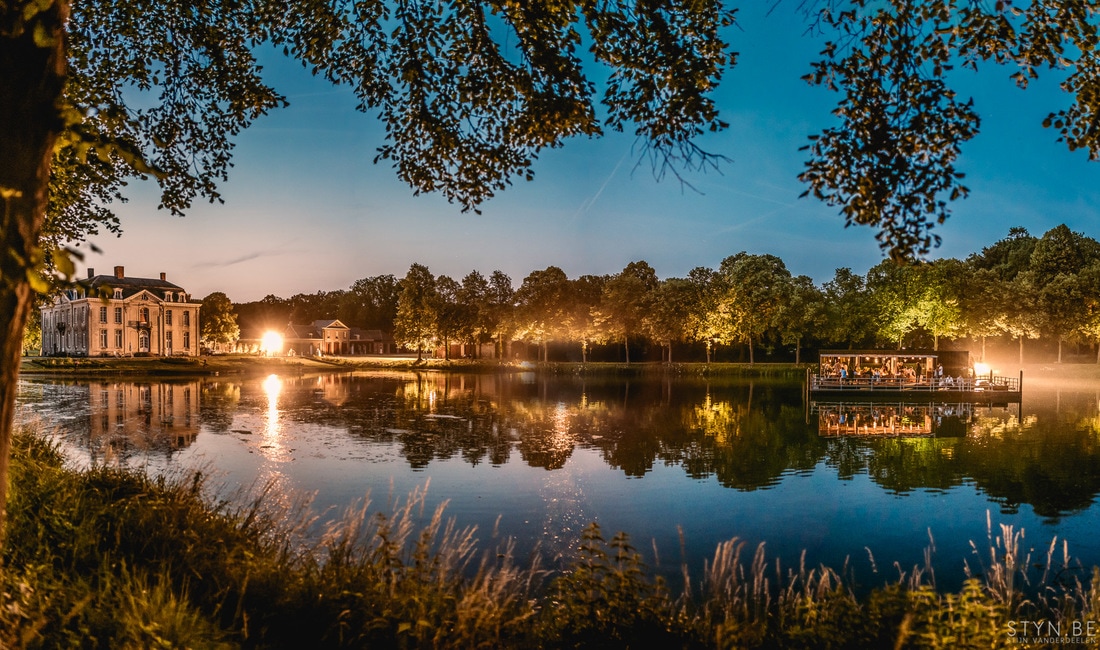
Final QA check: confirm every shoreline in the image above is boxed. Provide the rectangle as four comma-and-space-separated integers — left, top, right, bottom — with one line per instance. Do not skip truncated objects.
18, 353, 1100, 381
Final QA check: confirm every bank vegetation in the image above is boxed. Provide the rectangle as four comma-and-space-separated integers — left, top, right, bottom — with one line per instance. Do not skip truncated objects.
3, 428, 1097, 649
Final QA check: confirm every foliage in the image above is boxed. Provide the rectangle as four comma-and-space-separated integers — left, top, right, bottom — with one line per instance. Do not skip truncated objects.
343, 274, 400, 332
539, 524, 689, 648
717, 253, 792, 364
599, 261, 659, 363
394, 263, 438, 361
514, 266, 572, 361
21, 304, 42, 356
200, 291, 240, 350
777, 275, 828, 363
645, 277, 697, 363
795, 0, 1100, 262
800, 0, 980, 262
225, 222, 1100, 364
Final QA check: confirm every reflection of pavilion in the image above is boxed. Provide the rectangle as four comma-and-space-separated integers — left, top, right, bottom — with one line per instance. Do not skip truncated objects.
89, 381, 200, 454
813, 401, 981, 437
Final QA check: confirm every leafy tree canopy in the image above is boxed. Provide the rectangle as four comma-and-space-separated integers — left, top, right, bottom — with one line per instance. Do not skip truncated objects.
199, 291, 240, 349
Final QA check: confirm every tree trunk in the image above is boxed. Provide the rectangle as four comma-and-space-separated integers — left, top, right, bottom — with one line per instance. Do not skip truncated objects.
748, 336, 754, 365
795, 336, 801, 365
705, 341, 712, 364
581, 341, 587, 364
1057, 336, 1063, 363
1018, 336, 1024, 365
933, 334, 938, 351
667, 341, 672, 364
981, 335, 986, 362
623, 336, 630, 364
0, 2, 68, 543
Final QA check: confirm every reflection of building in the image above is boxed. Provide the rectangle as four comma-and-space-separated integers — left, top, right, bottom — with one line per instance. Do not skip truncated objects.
813, 401, 977, 437
40, 266, 201, 357
89, 381, 201, 454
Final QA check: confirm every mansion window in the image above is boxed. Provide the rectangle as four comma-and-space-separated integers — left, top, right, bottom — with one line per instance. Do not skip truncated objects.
166, 310, 173, 326
182, 311, 190, 327
114, 307, 122, 324
99, 306, 107, 323
183, 332, 190, 349
114, 289, 122, 299
114, 329, 122, 348
139, 307, 149, 323
100, 330, 107, 349
166, 331, 173, 349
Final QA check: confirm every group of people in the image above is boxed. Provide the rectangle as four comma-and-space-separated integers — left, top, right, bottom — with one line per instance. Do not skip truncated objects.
823, 362, 970, 388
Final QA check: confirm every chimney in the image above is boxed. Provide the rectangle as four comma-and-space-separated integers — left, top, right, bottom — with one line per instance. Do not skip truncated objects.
87, 268, 94, 279
114, 266, 124, 279
160, 272, 166, 281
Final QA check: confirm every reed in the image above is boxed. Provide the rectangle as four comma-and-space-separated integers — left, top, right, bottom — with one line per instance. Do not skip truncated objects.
1, 426, 1097, 649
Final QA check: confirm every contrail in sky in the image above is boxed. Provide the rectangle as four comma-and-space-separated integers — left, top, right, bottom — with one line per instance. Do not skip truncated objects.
571, 149, 630, 223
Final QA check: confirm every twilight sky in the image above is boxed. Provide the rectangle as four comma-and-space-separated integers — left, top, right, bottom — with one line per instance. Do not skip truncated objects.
80, 6, 1100, 303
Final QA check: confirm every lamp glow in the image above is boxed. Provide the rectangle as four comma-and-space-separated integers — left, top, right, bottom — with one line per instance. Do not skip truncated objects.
973, 362, 991, 377
260, 331, 284, 356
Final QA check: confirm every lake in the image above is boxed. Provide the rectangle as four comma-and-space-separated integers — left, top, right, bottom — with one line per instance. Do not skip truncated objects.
14, 370, 1100, 591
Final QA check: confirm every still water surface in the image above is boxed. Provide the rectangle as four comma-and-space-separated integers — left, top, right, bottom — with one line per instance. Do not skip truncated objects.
15, 371, 1100, 589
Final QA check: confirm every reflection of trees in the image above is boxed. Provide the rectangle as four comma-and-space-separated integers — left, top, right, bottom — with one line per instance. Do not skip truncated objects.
954, 397, 1100, 519
227, 373, 827, 489
863, 438, 963, 493
820, 393, 1100, 519
27, 372, 1100, 519
199, 381, 240, 433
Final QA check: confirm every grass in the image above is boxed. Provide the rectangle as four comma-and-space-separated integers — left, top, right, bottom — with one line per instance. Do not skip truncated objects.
2, 426, 1098, 648
20, 353, 812, 380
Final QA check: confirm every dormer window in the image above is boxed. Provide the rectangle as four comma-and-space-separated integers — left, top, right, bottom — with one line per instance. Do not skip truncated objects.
165, 292, 173, 301
113, 289, 122, 299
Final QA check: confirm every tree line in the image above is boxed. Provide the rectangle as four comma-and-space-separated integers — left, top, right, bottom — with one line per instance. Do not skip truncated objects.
229, 224, 1100, 364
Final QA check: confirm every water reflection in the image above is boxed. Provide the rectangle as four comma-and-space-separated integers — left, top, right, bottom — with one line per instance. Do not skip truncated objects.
812, 401, 1017, 437
16, 379, 200, 464
13, 373, 1100, 522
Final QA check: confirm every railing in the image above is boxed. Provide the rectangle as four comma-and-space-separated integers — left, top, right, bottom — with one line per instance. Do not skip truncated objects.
810, 374, 1020, 392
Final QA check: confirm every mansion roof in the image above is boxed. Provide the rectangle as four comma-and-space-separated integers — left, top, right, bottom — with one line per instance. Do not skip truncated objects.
54, 266, 197, 303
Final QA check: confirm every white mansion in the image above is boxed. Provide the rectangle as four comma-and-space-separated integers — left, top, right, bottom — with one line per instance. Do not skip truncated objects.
40, 266, 201, 357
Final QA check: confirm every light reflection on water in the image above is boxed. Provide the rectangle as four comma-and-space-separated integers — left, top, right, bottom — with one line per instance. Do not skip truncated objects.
13, 371, 1100, 588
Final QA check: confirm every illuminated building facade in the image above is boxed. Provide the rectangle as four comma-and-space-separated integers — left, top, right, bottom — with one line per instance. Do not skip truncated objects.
40, 266, 201, 357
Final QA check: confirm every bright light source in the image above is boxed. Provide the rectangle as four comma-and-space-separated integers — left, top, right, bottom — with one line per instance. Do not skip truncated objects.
973, 362, 991, 377
260, 331, 284, 356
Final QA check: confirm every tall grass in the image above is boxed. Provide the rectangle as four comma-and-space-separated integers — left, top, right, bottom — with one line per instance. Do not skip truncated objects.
1, 427, 1097, 648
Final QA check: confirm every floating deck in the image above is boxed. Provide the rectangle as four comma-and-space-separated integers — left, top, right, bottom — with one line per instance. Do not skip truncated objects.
809, 350, 1022, 404
808, 375, 1022, 404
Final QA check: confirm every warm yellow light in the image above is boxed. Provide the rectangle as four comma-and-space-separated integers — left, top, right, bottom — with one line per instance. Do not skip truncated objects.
974, 362, 991, 376
260, 331, 284, 356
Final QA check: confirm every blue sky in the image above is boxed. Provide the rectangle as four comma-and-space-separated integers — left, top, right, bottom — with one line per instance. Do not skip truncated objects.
84, 6, 1100, 302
